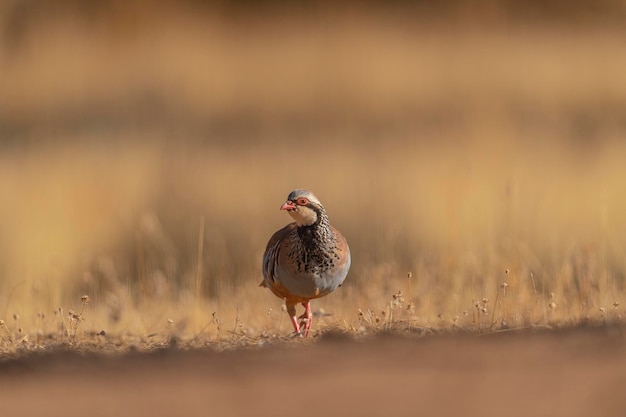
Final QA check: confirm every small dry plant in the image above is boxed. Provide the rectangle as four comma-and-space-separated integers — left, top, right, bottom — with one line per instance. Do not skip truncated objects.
58, 295, 90, 342
356, 272, 420, 334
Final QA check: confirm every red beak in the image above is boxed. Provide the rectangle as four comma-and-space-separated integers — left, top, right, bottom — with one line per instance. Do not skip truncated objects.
280, 200, 297, 211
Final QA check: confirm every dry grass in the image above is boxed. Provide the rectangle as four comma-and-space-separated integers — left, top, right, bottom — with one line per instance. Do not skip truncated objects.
1, 2, 626, 355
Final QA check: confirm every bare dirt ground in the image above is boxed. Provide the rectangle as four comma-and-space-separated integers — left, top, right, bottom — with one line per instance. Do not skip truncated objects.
2, 325, 626, 417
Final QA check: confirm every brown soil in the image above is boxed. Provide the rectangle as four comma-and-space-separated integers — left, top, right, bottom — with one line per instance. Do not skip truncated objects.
1, 326, 625, 417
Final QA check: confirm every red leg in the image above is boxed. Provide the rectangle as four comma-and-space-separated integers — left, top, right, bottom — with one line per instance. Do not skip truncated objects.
297, 301, 312, 336
286, 302, 301, 335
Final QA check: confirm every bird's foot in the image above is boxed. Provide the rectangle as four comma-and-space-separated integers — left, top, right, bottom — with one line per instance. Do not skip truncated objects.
297, 315, 311, 337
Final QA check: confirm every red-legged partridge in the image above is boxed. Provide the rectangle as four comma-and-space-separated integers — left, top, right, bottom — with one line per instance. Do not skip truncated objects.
261, 189, 351, 336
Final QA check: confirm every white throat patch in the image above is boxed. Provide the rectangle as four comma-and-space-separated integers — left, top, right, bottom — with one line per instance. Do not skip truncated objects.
288, 206, 318, 226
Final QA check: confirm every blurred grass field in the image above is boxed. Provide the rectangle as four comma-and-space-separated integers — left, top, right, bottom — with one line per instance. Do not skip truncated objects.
1, 1, 626, 350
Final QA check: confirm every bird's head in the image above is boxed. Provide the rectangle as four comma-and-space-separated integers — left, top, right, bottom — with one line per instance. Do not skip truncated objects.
280, 189, 324, 227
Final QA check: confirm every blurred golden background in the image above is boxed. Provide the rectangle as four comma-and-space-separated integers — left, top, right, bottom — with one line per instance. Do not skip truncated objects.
1, 0, 626, 339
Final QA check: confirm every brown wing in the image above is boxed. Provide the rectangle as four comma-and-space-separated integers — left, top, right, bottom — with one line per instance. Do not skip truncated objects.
261, 223, 296, 293
329, 225, 351, 286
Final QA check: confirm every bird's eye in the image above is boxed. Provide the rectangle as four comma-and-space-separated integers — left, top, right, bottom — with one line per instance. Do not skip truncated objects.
296, 198, 309, 206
